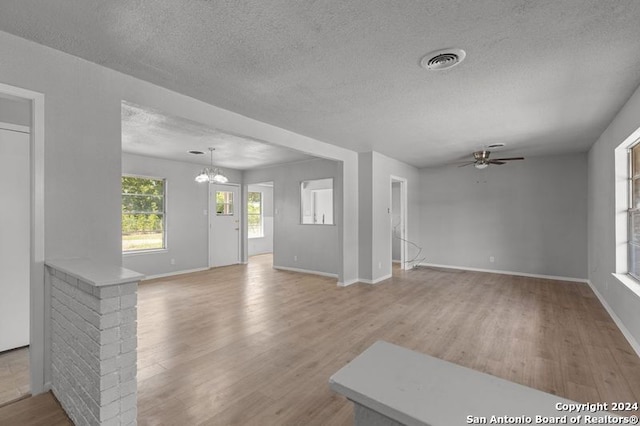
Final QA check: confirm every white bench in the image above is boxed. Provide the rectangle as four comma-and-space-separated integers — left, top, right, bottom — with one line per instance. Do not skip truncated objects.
330, 341, 619, 426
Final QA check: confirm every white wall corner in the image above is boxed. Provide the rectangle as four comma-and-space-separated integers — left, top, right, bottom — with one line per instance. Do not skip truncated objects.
588, 279, 640, 358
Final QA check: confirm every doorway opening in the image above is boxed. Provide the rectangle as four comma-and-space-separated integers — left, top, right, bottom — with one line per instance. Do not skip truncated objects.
391, 176, 408, 275
247, 182, 274, 266
0, 83, 45, 400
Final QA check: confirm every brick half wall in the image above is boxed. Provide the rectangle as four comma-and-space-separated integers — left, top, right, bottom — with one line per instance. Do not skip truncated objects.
46, 262, 142, 426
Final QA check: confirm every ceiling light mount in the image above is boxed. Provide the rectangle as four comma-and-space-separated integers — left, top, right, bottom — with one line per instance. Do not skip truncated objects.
420, 48, 466, 71
195, 147, 229, 184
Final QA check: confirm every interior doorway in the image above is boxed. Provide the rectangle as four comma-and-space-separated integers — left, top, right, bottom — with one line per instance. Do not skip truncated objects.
209, 183, 241, 267
391, 176, 408, 274
247, 182, 274, 265
0, 83, 45, 400
0, 119, 30, 405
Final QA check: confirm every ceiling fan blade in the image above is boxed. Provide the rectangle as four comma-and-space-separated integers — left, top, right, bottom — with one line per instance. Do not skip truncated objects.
489, 161, 506, 165
492, 157, 524, 161
457, 162, 476, 167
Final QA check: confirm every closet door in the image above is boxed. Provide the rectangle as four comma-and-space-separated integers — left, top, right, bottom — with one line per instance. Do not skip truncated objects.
0, 125, 30, 352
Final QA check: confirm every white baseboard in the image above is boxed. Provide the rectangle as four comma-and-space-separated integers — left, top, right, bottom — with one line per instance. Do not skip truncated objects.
143, 267, 209, 281
273, 265, 338, 279
418, 262, 588, 283
338, 279, 359, 287
359, 273, 393, 285
587, 280, 640, 358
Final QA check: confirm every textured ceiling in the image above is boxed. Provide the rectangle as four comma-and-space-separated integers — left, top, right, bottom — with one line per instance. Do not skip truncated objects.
2, 1, 640, 167
121, 102, 315, 170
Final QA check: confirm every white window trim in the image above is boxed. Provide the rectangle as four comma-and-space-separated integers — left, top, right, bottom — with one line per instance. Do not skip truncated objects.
248, 191, 264, 239
614, 126, 640, 298
122, 174, 167, 254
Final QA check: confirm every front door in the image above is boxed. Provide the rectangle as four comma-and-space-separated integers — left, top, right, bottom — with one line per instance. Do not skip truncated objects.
209, 184, 241, 267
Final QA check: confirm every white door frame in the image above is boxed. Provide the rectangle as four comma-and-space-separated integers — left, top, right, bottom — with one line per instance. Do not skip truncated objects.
390, 175, 408, 270
208, 183, 242, 267
0, 83, 46, 394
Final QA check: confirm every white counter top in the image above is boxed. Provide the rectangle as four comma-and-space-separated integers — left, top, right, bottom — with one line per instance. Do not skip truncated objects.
46, 258, 145, 287
329, 341, 614, 426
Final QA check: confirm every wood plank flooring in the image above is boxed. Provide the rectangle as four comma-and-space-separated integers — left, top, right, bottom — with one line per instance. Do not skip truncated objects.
0, 346, 29, 406
2, 254, 639, 425
0, 392, 71, 426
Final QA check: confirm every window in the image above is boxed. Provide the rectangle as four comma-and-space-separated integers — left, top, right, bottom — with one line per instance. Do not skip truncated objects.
630, 144, 640, 279
248, 192, 263, 238
216, 191, 234, 215
301, 178, 334, 225
122, 176, 166, 252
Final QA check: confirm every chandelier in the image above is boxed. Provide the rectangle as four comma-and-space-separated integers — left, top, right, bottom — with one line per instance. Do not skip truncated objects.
195, 147, 228, 184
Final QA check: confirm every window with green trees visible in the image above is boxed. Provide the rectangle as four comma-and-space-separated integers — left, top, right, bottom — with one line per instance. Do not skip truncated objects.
122, 176, 166, 252
248, 192, 263, 238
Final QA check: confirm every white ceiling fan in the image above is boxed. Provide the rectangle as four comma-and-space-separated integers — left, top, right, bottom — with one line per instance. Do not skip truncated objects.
458, 150, 524, 169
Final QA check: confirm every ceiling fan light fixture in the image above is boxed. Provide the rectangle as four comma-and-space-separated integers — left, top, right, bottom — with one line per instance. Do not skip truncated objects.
474, 163, 489, 170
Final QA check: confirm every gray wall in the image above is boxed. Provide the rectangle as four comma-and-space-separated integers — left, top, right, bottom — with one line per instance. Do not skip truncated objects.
248, 183, 274, 256
122, 153, 242, 276
0, 95, 30, 126
588, 82, 640, 348
244, 158, 342, 276
359, 152, 420, 282
419, 153, 587, 279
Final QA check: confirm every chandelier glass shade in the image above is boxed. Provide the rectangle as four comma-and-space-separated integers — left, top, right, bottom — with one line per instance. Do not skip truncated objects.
195, 148, 229, 184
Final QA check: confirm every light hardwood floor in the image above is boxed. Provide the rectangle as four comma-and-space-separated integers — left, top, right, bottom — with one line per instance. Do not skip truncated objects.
0, 346, 29, 407
2, 254, 639, 425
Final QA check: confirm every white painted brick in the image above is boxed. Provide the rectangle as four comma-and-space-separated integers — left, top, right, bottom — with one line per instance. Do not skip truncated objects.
100, 327, 121, 345
49, 265, 140, 426
100, 398, 121, 422
120, 408, 137, 424
118, 282, 138, 296
100, 342, 121, 360
102, 416, 121, 426
100, 384, 121, 406
120, 294, 137, 309
119, 365, 137, 382
121, 337, 137, 354
100, 356, 119, 375
120, 393, 137, 414
54, 268, 67, 280
95, 285, 120, 299
117, 352, 137, 368
100, 371, 120, 391
120, 322, 136, 339
120, 308, 136, 324
78, 279, 95, 295
99, 296, 121, 314
100, 311, 120, 330
119, 379, 136, 397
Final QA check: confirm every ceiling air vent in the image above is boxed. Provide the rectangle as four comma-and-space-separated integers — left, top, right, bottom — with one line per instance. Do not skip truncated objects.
420, 48, 466, 71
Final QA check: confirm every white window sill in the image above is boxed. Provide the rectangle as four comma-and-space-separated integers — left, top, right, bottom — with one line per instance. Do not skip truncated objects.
612, 273, 640, 300
248, 236, 265, 240
123, 249, 168, 257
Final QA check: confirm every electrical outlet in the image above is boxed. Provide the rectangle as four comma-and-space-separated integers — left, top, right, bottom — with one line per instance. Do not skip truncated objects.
489, 256, 495, 263
203, 209, 208, 215
378, 261, 382, 269
294, 255, 297, 262
170, 258, 176, 265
